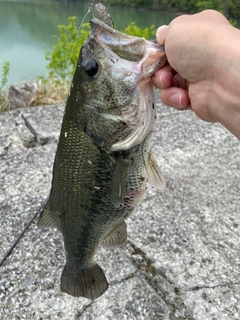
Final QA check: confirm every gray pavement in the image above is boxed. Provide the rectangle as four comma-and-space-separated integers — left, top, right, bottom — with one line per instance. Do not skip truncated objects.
0, 98, 240, 319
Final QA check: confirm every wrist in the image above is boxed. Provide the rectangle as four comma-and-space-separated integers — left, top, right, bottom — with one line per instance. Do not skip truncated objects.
208, 26, 240, 138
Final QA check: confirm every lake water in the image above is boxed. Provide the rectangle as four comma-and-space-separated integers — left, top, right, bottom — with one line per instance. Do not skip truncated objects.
0, 0, 178, 85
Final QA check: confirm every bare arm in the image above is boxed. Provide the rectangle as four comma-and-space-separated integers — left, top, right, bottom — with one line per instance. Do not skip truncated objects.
151, 10, 240, 139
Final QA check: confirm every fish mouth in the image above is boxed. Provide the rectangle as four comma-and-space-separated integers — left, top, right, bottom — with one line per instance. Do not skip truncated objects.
90, 17, 166, 71
87, 11, 166, 151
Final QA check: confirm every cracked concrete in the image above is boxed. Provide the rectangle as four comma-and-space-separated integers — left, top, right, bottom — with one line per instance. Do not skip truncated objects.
0, 97, 240, 319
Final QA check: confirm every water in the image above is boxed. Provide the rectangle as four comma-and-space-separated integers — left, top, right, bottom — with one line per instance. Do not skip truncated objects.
0, 0, 178, 85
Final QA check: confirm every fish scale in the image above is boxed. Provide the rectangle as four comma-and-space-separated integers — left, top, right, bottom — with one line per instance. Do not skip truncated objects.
38, 2, 166, 300
52, 112, 147, 263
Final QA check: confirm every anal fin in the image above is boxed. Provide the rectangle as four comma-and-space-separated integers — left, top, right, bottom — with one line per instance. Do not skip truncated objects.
147, 151, 165, 190
60, 263, 108, 300
109, 156, 133, 208
101, 220, 127, 248
37, 197, 56, 228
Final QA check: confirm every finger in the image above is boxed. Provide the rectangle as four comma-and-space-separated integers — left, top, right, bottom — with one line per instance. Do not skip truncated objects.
157, 64, 175, 74
151, 69, 173, 89
156, 25, 168, 45
151, 65, 176, 88
160, 87, 190, 109
172, 74, 189, 89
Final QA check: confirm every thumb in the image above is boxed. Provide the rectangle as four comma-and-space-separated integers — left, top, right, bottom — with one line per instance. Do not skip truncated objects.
156, 25, 168, 46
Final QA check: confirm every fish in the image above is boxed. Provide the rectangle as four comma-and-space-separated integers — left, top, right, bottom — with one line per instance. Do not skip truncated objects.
37, 2, 166, 300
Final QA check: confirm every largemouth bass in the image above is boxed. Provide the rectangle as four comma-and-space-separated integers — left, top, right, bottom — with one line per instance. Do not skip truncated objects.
38, 2, 166, 300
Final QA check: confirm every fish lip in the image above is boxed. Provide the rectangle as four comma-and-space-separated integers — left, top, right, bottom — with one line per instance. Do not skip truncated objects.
93, 1, 114, 28
89, 17, 144, 61
89, 17, 166, 62
89, 17, 166, 80
89, 17, 166, 78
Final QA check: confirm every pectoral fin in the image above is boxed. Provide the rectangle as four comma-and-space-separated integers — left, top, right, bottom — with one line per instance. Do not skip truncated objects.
147, 151, 165, 190
109, 157, 133, 208
101, 221, 127, 248
37, 198, 56, 228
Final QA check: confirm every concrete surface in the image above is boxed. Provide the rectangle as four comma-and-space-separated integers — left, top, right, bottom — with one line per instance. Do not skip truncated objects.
0, 97, 240, 320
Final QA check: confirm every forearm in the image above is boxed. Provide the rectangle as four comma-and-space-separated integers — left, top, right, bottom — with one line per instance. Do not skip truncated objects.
153, 11, 240, 139
210, 26, 240, 139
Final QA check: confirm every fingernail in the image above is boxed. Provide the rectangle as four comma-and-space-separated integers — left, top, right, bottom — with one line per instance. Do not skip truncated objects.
159, 74, 164, 88
170, 93, 182, 108
157, 25, 167, 33
156, 25, 168, 45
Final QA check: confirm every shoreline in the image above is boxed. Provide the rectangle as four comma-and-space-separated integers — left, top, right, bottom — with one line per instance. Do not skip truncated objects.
96, 1, 239, 22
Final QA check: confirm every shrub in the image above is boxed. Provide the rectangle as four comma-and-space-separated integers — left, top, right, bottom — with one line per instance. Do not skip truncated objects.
1, 60, 10, 89
45, 17, 90, 80
45, 17, 156, 81
0, 61, 10, 112
123, 22, 156, 39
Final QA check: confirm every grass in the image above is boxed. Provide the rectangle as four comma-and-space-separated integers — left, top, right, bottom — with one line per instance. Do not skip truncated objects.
0, 78, 70, 113
0, 90, 9, 113
29, 78, 69, 107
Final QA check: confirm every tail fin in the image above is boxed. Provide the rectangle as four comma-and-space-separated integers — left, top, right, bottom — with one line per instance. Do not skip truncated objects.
60, 263, 109, 300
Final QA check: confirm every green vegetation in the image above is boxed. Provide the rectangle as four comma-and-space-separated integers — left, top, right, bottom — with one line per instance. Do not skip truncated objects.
0, 18, 155, 112
44, 17, 156, 81
102, 0, 240, 19
1, 61, 10, 89
123, 22, 156, 39
45, 17, 90, 80
0, 61, 10, 112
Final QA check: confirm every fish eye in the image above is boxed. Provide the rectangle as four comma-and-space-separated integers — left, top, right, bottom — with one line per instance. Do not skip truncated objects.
84, 60, 99, 77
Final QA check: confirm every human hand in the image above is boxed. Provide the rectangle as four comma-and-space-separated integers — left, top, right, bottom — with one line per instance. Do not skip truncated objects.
151, 10, 240, 136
